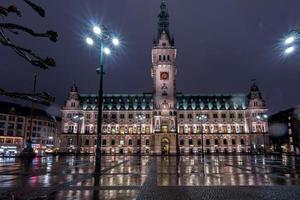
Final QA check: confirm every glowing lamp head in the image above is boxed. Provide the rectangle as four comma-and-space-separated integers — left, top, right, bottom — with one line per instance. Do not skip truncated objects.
285, 36, 295, 45
93, 26, 101, 35
285, 46, 295, 54
103, 47, 111, 55
86, 37, 94, 45
112, 37, 120, 46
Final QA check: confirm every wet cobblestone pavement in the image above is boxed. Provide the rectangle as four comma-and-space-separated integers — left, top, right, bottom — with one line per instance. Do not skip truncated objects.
0, 155, 300, 199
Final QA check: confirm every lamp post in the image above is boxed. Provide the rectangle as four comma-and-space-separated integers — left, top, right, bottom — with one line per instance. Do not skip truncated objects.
256, 114, 268, 156
136, 113, 146, 157
85, 24, 120, 174
196, 114, 208, 161
196, 114, 207, 176
71, 113, 84, 157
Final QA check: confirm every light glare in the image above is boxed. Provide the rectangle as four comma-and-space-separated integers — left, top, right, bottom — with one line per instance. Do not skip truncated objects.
285, 36, 295, 44
285, 46, 295, 54
93, 26, 101, 35
112, 37, 120, 46
104, 47, 111, 55
86, 37, 94, 45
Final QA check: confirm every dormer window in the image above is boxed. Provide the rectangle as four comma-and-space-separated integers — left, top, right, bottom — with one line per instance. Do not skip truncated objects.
71, 102, 75, 107
254, 101, 258, 106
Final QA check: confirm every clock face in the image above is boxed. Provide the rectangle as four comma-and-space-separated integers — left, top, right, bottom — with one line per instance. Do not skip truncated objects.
160, 72, 169, 80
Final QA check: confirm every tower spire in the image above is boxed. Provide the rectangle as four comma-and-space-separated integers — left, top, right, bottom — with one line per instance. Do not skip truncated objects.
157, 0, 170, 40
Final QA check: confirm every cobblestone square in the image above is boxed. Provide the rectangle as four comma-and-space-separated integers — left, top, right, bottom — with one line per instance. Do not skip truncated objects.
0, 155, 300, 199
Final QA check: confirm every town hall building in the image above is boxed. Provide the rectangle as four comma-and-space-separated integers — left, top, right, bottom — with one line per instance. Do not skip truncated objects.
59, 1, 268, 155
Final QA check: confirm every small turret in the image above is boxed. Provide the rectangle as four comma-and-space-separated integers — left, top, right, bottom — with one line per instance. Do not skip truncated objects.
64, 83, 80, 109
248, 81, 266, 108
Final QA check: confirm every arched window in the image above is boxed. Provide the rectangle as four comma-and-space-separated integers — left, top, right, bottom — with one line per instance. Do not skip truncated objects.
206, 139, 210, 145
214, 139, 219, 145
197, 140, 201, 145
163, 55, 166, 61
240, 139, 245, 145
232, 139, 236, 145
159, 55, 162, 61
167, 55, 170, 60
180, 139, 184, 146
223, 139, 227, 145
102, 139, 107, 146
189, 139, 193, 145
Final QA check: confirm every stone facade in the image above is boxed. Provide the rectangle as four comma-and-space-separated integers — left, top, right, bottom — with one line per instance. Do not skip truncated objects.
59, 1, 268, 155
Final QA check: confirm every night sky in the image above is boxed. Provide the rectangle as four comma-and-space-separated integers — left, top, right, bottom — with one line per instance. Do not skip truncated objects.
1, 0, 300, 116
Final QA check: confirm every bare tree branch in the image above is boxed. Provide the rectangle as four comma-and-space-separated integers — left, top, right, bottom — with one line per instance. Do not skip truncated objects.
24, 0, 45, 17
0, 23, 57, 42
0, 28, 56, 69
0, 88, 55, 106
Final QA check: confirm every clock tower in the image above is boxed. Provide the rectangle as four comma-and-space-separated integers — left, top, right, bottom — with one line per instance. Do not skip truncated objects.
151, 1, 177, 154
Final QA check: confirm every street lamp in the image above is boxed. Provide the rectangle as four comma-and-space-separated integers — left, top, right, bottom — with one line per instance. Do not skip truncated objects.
282, 28, 300, 55
196, 114, 208, 160
136, 113, 146, 156
71, 113, 84, 157
84, 24, 121, 174
196, 114, 208, 176
256, 114, 268, 155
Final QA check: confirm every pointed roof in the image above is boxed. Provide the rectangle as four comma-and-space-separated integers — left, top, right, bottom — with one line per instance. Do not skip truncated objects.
155, 1, 174, 45
70, 83, 78, 93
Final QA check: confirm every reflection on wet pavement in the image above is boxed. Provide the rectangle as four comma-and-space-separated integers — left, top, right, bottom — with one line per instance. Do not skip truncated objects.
0, 155, 300, 199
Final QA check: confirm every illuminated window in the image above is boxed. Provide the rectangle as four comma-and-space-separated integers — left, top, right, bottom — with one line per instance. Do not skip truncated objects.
179, 126, 184, 134
213, 126, 218, 133
145, 126, 150, 134
222, 126, 227, 133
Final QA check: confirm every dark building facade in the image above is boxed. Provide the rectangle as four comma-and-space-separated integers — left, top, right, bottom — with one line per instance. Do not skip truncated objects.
0, 101, 60, 155
269, 105, 300, 155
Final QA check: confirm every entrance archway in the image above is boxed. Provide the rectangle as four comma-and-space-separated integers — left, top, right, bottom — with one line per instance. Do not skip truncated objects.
161, 138, 170, 155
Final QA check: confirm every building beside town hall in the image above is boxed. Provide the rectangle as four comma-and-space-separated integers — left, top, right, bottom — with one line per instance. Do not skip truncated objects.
0, 101, 60, 156
59, 1, 268, 155
269, 105, 300, 155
